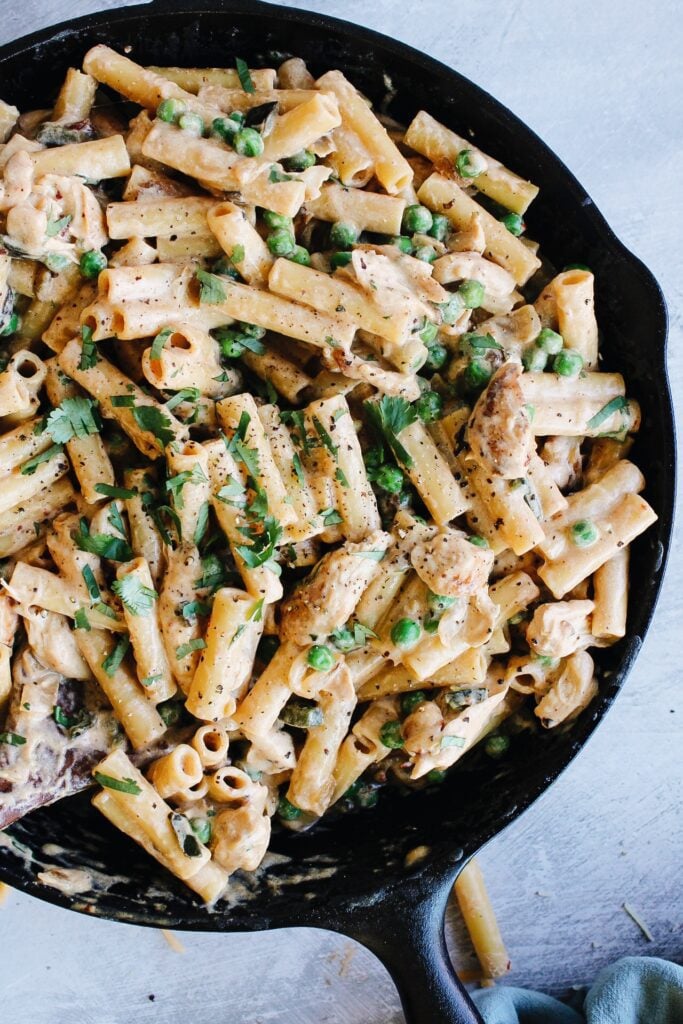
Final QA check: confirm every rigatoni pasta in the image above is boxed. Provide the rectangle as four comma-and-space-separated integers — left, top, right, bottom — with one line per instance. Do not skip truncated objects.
0, 47, 656, 909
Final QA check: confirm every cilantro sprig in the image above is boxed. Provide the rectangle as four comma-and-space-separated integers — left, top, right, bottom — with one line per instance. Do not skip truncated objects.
364, 396, 418, 468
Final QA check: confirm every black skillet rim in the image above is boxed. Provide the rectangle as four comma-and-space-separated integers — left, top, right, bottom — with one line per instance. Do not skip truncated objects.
0, 0, 675, 932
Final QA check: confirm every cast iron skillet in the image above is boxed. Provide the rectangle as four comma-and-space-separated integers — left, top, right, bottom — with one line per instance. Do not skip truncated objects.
0, 2, 674, 1021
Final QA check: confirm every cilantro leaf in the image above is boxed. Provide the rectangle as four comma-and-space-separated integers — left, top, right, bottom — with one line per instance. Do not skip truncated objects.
93, 771, 140, 795
165, 465, 208, 510
43, 396, 101, 444
586, 396, 629, 430
236, 514, 282, 570
235, 57, 255, 94
320, 507, 343, 527
81, 565, 100, 601
196, 268, 227, 304
150, 327, 172, 363
193, 500, 210, 545
112, 574, 157, 615
101, 634, 130, 676
79, 324, 98, 370
0, 731, 26, 746
170, 811, 204, 857
176, 638, 207, 660
165, 387, 200, 412
20, 443, 64, 476
181, 599, 212, 622
73, 518, 133, 562
46, 214, 72, 238
94, 483, 136, 500
364, 396, 418, 468
132, 405, 175, 451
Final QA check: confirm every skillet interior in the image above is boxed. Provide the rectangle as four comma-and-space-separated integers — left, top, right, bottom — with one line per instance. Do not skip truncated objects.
0, 0, 674, 933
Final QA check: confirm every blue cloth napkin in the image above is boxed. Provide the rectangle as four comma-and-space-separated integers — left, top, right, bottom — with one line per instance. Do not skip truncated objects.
471, 957, 683, 1023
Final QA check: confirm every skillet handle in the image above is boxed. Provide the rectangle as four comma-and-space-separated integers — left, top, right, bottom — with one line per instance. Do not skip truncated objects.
335, 871, 484, 1024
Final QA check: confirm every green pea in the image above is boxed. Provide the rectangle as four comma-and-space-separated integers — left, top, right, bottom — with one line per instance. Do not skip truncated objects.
552, 349, 584, 377
287, 245, 311, 266
390, 617, 421, 649
570, 519, 599, 547
267, 228, 296, 257
428, 212, 450, 241
426, 769, 447, 783
438, 293, 464, 325
415, 391, 443, 423
485, 733, 510, 759
424, 342, 448, 372
423, 616, 440, 634
376, 464, 404, 494
330, 250, 353, 269
414, 244, 437, 263
402, 204, 433, 234
79, 250, 107, 279
458, 279, 485, 309
212, 116, 240, 142
234, 127, 264, 157
258, 635, 280, 664
390, 235, 414, 254
401, 690, 427, 716
468, 535, 489, 547
262, 209, 292, 229
307, 644, 335, 672
428, 592, 456, 612
178, 112, 205, 136
536, 327, 564, 354
456, 148, 486, 178
217, 330, 245, 359
0, 312, 20, 337
563, 263, 591, 272
464, 357, 492, 390
285, 149, 316, 171
278, 795, 302, 820
419, 320, 439, 345
501, 212, 524, 236
156, 98, 186, 123
329, 221, 358, 249
522, 345, 548, 372
379, 720, 405, 749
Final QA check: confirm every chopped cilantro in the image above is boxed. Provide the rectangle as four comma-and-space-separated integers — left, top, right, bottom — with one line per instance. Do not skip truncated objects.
101, 635, 130, 676
364, 396, 417, 468
112, 574, 157, 615
176, 638, 207, 659
132, 405, 175, 450
196, 268, 227, 304
235, 57, 255, 94
20, 443, 64, 476
79, 324, 98, 370
93, 771, 141, 795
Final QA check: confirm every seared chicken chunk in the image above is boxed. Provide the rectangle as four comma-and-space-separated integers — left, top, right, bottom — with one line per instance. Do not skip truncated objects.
410, 528, 494, 598
466, 363, 533, 478
280, 530, 391, 645
526, 599, 594, 659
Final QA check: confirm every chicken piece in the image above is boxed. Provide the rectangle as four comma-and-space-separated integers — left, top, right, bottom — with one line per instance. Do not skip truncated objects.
539, 436, 583, 491
410, 528, 494, 598
526, 599, 594, 659
535, 650, 597, 727
465, 362, 533, 478
0, 594, 18, 709
211, 781, 271, 874
279, 530, 391, 645
24, 609, 91, 680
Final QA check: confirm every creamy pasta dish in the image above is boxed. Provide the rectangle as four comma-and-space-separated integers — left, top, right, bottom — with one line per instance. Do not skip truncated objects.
0, 48, 657, 902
